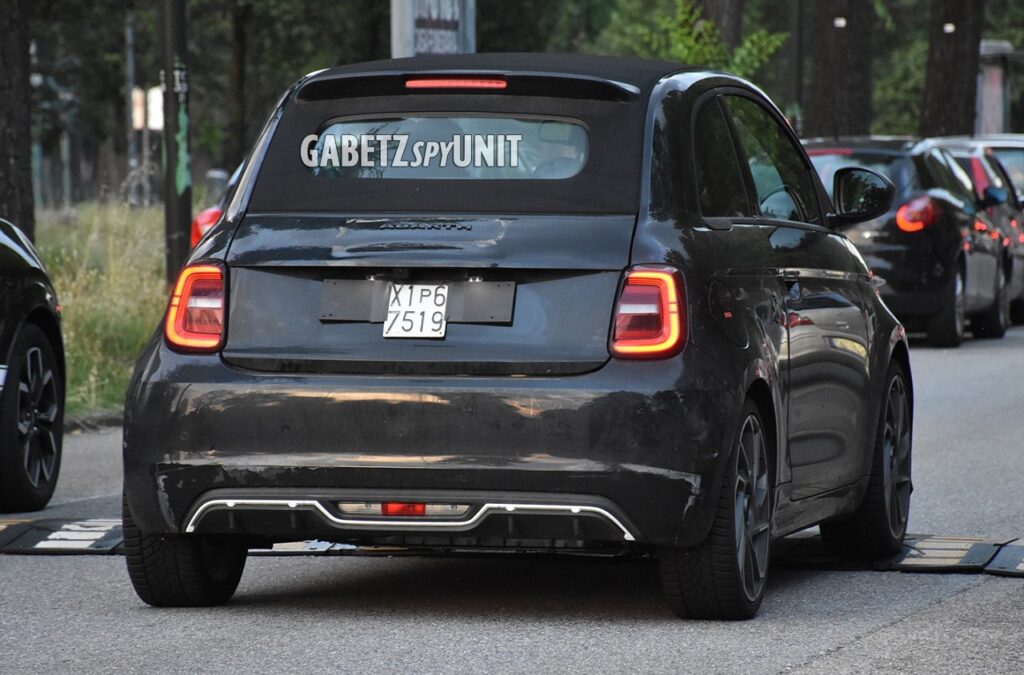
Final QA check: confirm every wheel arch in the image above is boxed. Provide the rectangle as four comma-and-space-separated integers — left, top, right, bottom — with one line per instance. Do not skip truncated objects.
889, 337, 914, 417
745, 377, 779, 489
23, 308, 66, 390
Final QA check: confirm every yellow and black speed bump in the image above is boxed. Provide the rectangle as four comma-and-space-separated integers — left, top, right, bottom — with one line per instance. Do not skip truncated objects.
891, 535, 1014, 572
0, 520, 31, 549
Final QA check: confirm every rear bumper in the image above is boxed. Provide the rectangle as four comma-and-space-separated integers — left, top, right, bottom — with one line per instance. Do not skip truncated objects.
182, 488, 639, 549
123, 342, 743, 548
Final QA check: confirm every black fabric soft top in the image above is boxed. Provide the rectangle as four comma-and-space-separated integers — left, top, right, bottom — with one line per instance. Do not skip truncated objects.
300, 53, 695, 97
248, 54, 694, 215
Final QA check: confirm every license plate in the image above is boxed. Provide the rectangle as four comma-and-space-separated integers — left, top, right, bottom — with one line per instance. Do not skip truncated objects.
384, 283, 449, 338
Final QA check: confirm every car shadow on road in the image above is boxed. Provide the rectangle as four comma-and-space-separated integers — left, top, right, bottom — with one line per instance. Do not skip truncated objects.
226, 553, 842, 621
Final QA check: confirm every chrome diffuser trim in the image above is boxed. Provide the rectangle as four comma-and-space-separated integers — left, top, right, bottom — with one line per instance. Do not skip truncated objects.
184, 498, 637, 542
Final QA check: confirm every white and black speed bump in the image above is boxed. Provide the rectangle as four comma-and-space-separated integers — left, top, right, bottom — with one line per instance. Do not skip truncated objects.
0, 519, 123, 555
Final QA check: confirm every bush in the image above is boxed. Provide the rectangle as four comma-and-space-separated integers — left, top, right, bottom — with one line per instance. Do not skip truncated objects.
35, 203, 167, 415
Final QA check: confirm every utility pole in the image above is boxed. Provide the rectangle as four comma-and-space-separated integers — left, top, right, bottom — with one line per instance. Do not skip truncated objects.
160, 0, 192, 284
125, 15, 138, 205
787, 0, 805, 131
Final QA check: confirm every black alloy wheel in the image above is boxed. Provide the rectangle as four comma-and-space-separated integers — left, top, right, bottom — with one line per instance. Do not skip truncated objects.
821, 361, 912, 559
0, 324, 64, 512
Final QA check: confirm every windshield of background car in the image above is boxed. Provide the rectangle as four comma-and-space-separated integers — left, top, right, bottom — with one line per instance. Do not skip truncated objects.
305, 117, 587, 180
251, 89, 645, 214
809, 151, 918, 199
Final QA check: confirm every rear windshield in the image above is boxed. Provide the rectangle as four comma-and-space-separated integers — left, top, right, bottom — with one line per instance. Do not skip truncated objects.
991, 148, 1024, 192
250, 91, 645, 214
305, 117, 588, 180
809, 151, 918, 198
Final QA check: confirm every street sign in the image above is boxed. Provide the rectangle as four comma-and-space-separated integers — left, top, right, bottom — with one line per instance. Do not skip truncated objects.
391, 0, 476, 58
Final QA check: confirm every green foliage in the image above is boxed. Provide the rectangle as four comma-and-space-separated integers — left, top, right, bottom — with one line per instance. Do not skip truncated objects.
872, 39, 927, 135
592, 0, 786, 79
35, 203, 166, 414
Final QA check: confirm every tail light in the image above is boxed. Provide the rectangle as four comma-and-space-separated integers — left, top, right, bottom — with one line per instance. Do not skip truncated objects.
895, 196, 939, 232
610, 266, 685, 358
165, 264, 225, 352
190, 206, 223, 248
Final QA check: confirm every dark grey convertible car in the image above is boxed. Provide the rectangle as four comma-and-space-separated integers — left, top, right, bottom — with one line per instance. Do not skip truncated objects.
123, 54, 913, 619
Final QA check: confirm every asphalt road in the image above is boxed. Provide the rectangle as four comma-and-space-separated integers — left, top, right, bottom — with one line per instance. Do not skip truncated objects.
3, 329, 1024, 673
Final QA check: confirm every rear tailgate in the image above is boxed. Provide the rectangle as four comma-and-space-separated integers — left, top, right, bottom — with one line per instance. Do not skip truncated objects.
222, 213, 634, 375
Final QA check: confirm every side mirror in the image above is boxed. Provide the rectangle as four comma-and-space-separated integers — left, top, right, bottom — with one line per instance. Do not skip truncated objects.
828, 167, 896, 228
979, 185, 1007, 209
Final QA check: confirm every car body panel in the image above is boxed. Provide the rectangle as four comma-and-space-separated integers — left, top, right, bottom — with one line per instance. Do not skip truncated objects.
0, 219, 64, 385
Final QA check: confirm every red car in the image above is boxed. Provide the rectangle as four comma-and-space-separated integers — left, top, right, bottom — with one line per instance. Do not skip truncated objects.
190, 165, 242, 248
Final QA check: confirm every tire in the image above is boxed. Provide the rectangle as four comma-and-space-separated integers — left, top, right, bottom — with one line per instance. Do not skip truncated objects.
973, 265, 1009, 338
0, 323, 64, 512
658, 400, 772, 620
821, 361, 912, 559
926, 269, 964, 347
123, 494, 247, 607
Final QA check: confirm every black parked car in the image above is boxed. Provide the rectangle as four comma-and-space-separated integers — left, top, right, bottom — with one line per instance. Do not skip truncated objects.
806, 137, 1008, 346
0, 218, 64, 512
123, 55, 913, 620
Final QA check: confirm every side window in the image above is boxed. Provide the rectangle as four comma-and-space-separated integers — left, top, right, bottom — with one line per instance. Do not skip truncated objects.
723, 96, 821, 224
922, 150, 950, 190
943, 151, 978, 202
692, 97, 752, 217
926, 150, 974, 202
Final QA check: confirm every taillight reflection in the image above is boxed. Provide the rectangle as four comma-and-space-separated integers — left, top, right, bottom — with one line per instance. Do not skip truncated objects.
610, 267, 685, 359
165, 264, 225, 352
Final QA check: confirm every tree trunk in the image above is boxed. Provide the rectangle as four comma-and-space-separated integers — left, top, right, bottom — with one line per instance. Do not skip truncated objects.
802, 0, 874, 138
0, 0, 35, 239
698, 0, 745, 52
226, 1, 251, 167
919, 0, 986, 137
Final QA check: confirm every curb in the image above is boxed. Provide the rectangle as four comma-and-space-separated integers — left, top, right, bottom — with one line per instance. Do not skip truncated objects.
65, 411, 122, 433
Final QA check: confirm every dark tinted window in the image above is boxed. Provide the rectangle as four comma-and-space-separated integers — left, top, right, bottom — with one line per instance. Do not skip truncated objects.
724, 96, 820, 224
925, 149, 975, 201
692, 98, 751, 217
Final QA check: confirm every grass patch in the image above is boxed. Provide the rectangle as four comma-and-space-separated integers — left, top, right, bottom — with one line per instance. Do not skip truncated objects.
36, 203, 167, 415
